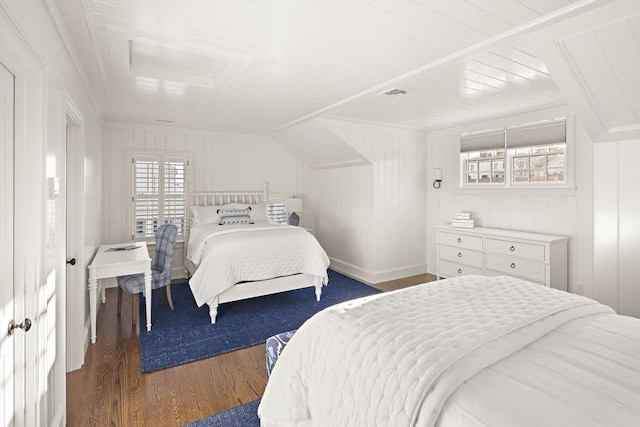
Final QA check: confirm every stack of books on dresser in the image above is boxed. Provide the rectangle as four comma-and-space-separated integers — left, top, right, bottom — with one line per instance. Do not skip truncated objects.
451, 212, 475, 228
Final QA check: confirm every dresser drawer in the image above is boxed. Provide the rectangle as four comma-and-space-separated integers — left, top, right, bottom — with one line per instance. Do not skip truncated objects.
438, 245, 483, 268
485, 253, 545, 282
485, 238, 545, 261
437, 231, 483, 251
438, 260, 483, 278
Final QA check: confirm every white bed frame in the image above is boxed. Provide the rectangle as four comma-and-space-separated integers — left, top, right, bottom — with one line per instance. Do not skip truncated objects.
184, 182, 324, 324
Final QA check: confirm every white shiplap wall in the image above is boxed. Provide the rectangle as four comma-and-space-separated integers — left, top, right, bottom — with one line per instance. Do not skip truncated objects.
593, 139, 640, 318
102, 122, 313, 276
426, 107, 595, 297
1, 0, 103, 422
313, 119, 428, 283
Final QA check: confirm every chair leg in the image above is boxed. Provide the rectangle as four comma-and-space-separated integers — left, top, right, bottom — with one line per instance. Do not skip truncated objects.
157, 288, 164, 302
132, 293, 138, 327
166, 285, 174, 311
117, 288, 123, 315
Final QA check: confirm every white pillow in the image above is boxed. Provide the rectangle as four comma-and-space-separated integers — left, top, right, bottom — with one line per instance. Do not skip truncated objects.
191, 204, 234, 226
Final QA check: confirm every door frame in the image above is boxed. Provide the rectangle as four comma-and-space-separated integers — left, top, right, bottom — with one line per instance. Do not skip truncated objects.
65, 96, 86, 371
0, 55, 16, 427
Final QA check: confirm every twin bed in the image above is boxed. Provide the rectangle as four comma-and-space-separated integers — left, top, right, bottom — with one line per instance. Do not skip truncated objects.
184, 183, 329, 324
258, 275, 640, 427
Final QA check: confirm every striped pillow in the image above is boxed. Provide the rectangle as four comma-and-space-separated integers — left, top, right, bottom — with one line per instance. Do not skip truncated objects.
217, 207, 254, 225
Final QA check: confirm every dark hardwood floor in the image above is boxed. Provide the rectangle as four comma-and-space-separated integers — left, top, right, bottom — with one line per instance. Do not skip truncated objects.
66, 272, 436, 426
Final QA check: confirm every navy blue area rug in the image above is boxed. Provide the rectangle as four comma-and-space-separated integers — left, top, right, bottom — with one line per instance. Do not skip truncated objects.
183, 399, 260, 427
139, 269, 380, 372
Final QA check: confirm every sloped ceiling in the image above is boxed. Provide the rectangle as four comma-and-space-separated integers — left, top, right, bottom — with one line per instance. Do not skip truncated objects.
56, 0, 587, 134
272, 119, 370, 169
525, 1, 640, 142
324, 37, 566, 131
54, 0, 640, 168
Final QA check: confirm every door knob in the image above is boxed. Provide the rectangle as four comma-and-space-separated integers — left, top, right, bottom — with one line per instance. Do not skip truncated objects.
67, 258, 76, 266
8, 318, 32, 336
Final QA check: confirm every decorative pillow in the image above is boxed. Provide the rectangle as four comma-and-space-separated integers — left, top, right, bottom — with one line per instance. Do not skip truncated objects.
231, 203, 268, 223
191, 204, 233, 226
250, 203, 268, 223
218, 207, 254, 225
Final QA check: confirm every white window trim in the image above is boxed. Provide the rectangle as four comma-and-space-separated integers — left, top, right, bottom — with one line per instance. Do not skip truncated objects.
126, 149, 192, 241
457, 116, 575, 193
454, 186, 576, 197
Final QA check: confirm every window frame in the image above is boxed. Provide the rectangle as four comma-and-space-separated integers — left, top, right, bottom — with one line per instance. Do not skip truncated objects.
462, 149, 506, 185
458, 116, 574, 191
509, 144, 566, 185
127, 150, 191, 242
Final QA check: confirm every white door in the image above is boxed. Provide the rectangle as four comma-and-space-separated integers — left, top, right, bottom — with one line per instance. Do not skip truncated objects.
0, 60, 16, 427
65, 102, 85, 372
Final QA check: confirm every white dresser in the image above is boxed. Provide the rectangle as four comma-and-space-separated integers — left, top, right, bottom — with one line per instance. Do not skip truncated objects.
435, 225, 569, 291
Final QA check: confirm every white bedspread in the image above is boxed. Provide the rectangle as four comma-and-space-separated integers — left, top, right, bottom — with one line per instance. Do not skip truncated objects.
436, 313, 640, 427
258, 275, 637, 427
187, 223, 329, 307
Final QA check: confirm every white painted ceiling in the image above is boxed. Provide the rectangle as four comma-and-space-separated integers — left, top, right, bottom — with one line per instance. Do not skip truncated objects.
56, 0, 638, 136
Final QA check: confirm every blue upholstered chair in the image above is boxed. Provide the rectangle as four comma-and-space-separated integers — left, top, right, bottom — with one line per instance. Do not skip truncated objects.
117, 224, 178, 325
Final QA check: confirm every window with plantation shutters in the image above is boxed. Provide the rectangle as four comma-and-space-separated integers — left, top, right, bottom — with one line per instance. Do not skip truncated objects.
132, 154, 188, 239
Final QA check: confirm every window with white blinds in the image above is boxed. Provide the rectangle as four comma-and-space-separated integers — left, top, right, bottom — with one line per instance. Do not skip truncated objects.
132, 154, 188, 239
459, 118, 568, 187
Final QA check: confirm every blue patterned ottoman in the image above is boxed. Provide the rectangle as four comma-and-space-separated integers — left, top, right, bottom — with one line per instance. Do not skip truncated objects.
266, 330, 296, 380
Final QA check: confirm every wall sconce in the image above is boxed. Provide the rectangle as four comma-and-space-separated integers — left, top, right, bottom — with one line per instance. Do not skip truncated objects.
47, 177, 59, 199
432, 168, 443, 189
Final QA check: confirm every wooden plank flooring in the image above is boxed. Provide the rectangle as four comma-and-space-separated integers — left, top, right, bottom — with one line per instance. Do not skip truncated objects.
66, 273, 436, 426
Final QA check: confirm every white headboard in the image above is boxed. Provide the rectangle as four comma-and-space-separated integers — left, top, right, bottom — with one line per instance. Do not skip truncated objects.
189, 181, 269, 207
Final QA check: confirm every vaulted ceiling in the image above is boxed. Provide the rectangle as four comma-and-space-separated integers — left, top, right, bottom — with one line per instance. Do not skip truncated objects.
57, 0, 639, 141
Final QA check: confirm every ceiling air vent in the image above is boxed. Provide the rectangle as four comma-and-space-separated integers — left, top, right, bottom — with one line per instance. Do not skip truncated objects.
378, 87, 408, 96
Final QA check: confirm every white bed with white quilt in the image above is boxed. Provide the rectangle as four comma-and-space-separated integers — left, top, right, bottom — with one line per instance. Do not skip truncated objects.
185, 184, 330, 324
258, 275, 640, 427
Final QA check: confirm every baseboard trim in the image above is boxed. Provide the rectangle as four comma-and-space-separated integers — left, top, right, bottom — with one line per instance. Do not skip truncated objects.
426, 263, 438, 277
171, 266, 187, 280
329, 258, 429, 284
50, 405, 65, 427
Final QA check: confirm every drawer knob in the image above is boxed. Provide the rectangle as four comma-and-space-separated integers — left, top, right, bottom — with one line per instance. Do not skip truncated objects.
457, 252, 462, 258
457, 238, 462, 243
510, 263, 516, 269
457, 268, 462, 274
510, 246, 515, 252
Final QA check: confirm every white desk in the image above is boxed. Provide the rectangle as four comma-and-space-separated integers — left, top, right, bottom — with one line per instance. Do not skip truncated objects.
87, 242, 152, 343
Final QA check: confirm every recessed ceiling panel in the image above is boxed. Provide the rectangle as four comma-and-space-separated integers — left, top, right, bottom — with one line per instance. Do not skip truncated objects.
129, 39, 233, 89
106, 24, 250, 94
